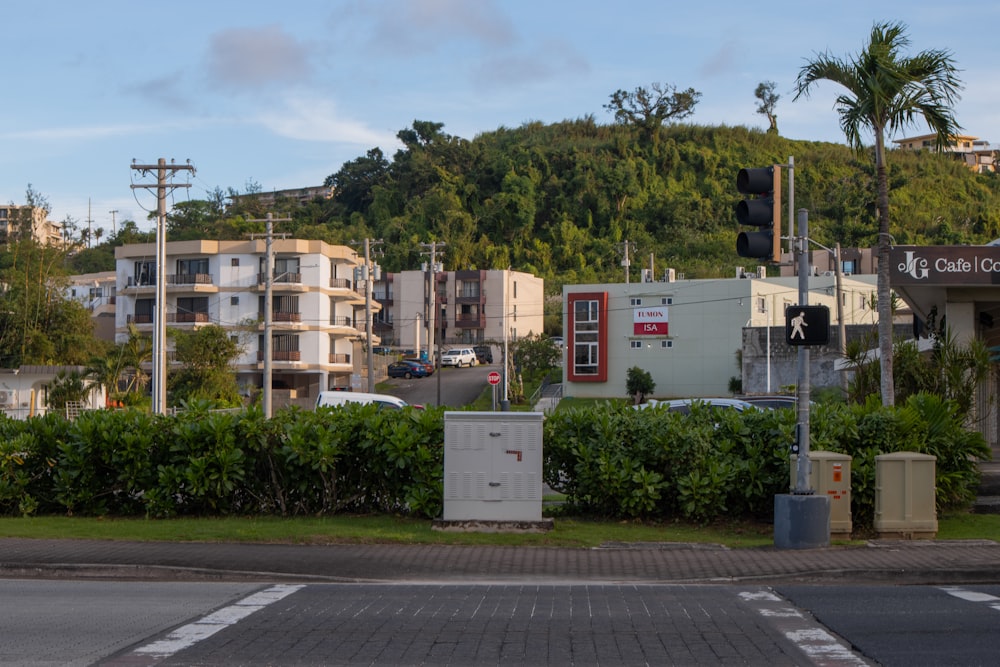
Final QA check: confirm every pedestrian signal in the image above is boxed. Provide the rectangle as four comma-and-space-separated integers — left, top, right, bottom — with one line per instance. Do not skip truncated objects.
785, 305, 830, 346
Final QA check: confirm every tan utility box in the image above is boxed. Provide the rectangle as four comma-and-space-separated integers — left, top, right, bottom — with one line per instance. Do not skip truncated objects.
874, 452, 937, 539
791, 451, 852, 535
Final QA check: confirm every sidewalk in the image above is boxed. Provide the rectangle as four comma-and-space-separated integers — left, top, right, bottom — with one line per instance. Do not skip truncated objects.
1, 537, 998, 585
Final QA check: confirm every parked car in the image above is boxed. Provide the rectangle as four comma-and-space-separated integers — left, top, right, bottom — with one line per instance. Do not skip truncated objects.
441, 347, 478, 367
473, 345, 493, 364
550, 336, 564, 348
635, 398, 756, 414
316, 391, 413, 410
387, 360, 432, 379
738, 395, 797, 410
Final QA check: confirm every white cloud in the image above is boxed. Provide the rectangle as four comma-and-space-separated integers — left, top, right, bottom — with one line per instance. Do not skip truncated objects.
254, 95, 400, 148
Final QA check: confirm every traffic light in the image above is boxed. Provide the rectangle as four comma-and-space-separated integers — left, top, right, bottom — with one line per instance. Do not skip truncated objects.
736, 165, 781, 262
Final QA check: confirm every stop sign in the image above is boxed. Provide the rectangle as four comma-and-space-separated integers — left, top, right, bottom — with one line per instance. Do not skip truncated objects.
487, 371, 502, 385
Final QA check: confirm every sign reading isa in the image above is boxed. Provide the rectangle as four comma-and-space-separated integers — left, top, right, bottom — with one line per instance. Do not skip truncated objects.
633, 307, 668, 335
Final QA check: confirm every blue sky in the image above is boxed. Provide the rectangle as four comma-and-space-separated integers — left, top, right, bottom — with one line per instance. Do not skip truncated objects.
2, 0, 997, 233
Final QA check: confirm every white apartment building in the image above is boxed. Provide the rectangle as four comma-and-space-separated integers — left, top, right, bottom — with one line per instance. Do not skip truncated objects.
563, 273, 881, 400
0, 205, 64, 246
375, 269, 545, 354
115, 239, 377, 407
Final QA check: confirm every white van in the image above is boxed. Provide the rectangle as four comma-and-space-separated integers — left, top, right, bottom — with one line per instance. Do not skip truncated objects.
315, 391, 411, 410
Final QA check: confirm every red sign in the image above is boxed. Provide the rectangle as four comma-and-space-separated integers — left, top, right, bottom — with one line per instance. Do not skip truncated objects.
633, 307, 668, 336
487, 371, 502, 385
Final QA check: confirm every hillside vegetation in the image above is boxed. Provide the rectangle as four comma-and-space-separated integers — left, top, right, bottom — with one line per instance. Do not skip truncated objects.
71, 120, 1000, 293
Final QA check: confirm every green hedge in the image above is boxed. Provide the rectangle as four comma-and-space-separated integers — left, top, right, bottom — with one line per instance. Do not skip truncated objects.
543, 393, 988, 531
0, 393, 987, 532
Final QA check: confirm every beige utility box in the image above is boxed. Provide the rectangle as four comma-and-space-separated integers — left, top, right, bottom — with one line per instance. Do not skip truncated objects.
791, 451, 852, 535
874, 451, 937, 539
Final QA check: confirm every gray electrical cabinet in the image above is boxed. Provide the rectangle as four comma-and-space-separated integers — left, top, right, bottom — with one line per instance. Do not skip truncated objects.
442, 411, 544, 521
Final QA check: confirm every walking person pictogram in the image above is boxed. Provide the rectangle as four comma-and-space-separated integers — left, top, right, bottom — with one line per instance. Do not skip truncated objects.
790, 311, 807, 340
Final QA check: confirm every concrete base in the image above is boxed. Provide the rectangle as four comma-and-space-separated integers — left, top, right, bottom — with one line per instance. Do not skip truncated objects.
774, 494, 831, 549
431, 518, 554, 533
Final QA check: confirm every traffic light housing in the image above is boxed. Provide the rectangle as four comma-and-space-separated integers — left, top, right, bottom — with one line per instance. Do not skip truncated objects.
736, 165, 781, 262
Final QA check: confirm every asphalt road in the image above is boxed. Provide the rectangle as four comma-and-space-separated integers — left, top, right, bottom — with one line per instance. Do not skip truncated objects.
383, 353, 501, 409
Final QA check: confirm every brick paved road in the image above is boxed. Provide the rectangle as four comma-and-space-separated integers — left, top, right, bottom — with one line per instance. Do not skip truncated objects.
103, 584, 867, 666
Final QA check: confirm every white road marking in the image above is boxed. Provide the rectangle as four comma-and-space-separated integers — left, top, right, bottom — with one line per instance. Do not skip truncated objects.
939, 586, 1000, 604
132, 584, 304, 659
741, 588, 872, 666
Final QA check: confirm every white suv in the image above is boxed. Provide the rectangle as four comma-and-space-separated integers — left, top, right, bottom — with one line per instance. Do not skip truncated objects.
441, 347, 478, 367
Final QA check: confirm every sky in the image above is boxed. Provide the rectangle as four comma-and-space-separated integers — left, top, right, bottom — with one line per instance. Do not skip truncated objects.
2, 0, 998, 235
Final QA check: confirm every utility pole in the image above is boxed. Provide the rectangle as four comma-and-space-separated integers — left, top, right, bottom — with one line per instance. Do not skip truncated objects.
86, 199, 93, 248
109, 210, 118, 236
618, 240, 635, 283
130, 158, 195, 415
419, 241, 445, 405
364, 239, 376, 392
248, 214, 291, 418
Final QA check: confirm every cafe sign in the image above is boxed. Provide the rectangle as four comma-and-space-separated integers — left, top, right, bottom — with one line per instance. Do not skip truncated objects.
890, 246, 1000, 286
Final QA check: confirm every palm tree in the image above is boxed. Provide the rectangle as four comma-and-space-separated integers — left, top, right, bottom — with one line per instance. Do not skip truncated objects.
793, 21, 962, 406
122, 323, 153, 395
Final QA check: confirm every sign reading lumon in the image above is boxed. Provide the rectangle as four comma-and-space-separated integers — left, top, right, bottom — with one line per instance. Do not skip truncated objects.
890, 246, 1000, 285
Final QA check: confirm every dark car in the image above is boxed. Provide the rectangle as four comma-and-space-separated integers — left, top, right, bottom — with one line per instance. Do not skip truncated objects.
473, 345, 493, 364
387, 360, 432, 379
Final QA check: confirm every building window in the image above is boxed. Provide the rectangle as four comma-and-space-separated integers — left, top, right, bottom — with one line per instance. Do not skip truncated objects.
176, 258, 209, 276
630, 340, 642, 349
630, 297, 642, 306
661, 297, 672, 305
231, 258, 239, 267
661, 340, 673, 349
568, 292, 608, 382
231, 296, 239, 306
133, 261, 155, 286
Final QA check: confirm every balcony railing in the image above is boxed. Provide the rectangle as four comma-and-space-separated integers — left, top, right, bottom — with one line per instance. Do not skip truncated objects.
167, 273, 214, 286
126, 277, 155, 287
330, 315, 355, 327
330, 277, 353, 289
258, 272, 302, 284
167, 312, 211, 323
328, 353, 351, 364
257, 350, 302, 362
455, 313, 486, 328
258, 311, 302, 322
126, 314, 154, 324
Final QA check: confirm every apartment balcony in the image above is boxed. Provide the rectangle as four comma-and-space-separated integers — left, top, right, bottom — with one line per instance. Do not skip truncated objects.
123, 277, 156, 293
126, 314, 154, 326
166, 273, 217, 292
254, 272, 307, 293
328, 353, 352, 365
257, 311, 303, 327
167, 312, 211, 324
454, 313, 486, 329
454, 288, 484, 305
256, 350, 302, 362
329, 315, 359, 331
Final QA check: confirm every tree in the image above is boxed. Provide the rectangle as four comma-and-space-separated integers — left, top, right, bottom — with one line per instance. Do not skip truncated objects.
793, 21, 963, 407
754, 81, 780, 134
626, 366, 655, 405
167, 325, 244, 407
604, 83, 701, 139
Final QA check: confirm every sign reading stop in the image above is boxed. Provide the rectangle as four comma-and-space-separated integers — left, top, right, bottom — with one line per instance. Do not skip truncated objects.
487, 371, 502, 385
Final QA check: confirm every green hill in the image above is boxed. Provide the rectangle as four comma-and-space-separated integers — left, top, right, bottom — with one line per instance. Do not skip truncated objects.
72, 120, 1000, 293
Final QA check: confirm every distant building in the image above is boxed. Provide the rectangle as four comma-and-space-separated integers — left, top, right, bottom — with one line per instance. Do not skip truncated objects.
114, 238, 379, 409
893, 133, 996, 173
227, 186, 333, 211
375, 269, 545, 353
0, 205, 64, 246
65, 271, 117, 342
562, 273, 883, 400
